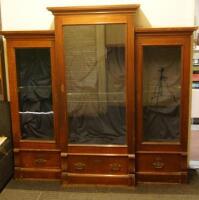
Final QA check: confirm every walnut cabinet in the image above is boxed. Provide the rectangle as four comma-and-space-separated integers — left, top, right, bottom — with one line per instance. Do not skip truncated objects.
2, 5, 196, 185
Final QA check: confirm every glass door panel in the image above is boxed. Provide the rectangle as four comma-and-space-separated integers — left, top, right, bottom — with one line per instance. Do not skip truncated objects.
63, 24, 126, 144
143, 46, 181, 142
15, 48, 54, 140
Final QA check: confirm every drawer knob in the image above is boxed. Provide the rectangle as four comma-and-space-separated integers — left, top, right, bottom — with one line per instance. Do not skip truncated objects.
74, 162, 86, 171
110, 163, 121, 172
152, 157, 165, 169
34, 158, 47, 165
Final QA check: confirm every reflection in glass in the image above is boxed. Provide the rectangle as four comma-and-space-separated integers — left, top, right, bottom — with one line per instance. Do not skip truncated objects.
16, 48, 54, 140
63, 24, 126, 144
143, 46, 181, 141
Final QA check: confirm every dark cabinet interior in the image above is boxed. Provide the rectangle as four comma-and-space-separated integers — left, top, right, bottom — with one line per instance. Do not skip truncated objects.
64, 24, 126, 145
142, 46, 181, 142
16, 48, 54, 140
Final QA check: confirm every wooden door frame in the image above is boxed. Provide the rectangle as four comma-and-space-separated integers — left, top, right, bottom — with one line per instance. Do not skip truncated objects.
3, 31, 59, 149
135, 28, 195, 153
49, 7, 138, 155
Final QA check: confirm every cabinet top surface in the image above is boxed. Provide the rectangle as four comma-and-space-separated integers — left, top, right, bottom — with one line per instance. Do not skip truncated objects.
47, 4, 140, 15
1, 30, 55, 39
1, 27, 196, 37
135, 27, 197, 34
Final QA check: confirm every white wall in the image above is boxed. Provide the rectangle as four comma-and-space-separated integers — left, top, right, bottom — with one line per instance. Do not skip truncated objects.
192, 89, 199, 118
195, 0, 199, 25
0, 0, 195, 30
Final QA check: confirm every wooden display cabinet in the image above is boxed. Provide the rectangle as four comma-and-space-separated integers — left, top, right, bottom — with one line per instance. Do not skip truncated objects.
3, 31, 61, 179
1, 5, 196, 185
47, 4, 139, 185
135, 27, 195, 183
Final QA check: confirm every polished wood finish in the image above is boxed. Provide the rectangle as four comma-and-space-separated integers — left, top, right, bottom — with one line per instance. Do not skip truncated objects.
14, 149, 61, 179
135, 27, 197, 34
135, 28, 194, 151
135, 28, 194, 184
2, 5, 195, 185
68, 145, 128, 154
4, 31, 61, 179
67, 155, 130, 174
136, 172, 186, 183
15, 168, 61, 180
48, 4, 139, 186
2, 30, 55, 38
47, 4, 140, 15
136, 153, 184, 172
64, 173, 135, 185
20, 150, 60, 169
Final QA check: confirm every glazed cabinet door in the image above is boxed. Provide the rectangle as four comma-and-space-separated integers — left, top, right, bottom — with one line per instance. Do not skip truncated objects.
4, 33, 61, 179
135, 29, 193, 183
49, 5, 137, 185
53, 16, 135, 152
136, 33, 191, 151
6, 34, 59, 149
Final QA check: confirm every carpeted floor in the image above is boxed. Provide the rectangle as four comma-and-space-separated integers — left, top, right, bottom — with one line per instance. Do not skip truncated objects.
1, 170, 199, 200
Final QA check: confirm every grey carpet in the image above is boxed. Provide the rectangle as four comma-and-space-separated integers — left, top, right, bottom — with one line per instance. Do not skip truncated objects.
0, 170, 199, 200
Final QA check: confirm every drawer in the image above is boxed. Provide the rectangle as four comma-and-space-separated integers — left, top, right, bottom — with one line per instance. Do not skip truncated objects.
19, 151, 60, 169
137, 153, 181, 172
68, 155, 130, 175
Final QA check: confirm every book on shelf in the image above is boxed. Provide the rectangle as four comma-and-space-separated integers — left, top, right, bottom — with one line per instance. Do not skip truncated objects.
193, 74, 199, 81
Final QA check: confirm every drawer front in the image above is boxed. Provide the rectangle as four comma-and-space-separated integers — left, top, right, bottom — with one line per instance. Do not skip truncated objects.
137, 154, 181, 172
20, 151, 60, 169
68, 155, 130, 174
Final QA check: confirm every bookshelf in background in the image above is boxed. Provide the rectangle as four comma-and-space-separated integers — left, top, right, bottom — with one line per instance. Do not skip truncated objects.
193, 40, 199, 89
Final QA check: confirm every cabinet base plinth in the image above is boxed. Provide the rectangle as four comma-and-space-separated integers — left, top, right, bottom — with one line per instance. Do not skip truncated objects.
62, 173, 135, 186
136, 172, 188, 184
14, 167, 61, 180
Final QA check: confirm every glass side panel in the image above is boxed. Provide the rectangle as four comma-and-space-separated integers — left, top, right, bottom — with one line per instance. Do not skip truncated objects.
143, 46, 181, 142
15, 48, 54, 140
63, 24, 126, 144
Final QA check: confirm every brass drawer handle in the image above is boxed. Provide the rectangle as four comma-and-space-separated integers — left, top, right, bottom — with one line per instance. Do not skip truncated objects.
110, 163, 121, 172
152, 158, 165, 169
74, 162, 86, 171
34, 158, 47, 165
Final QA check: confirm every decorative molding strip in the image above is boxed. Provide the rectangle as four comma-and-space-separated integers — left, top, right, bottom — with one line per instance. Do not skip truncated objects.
47, 4, 140, 15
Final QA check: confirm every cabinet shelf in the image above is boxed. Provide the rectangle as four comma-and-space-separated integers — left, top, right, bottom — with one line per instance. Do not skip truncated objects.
19, 111, 53, 114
